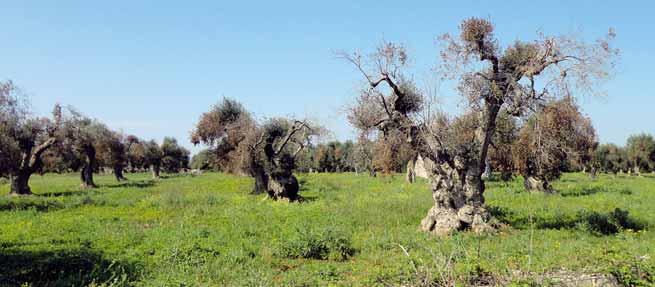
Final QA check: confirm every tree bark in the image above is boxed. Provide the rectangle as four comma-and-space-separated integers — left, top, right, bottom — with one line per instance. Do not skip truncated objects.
406, 157, 416, 183
419, 103, 499, 236
419, 161, 491, 236
151, 164, 160, 179
267, 173, 299, 201
523, 175, 554, 193
80, 146, 97, 188
9, 138, 56, 195
113, 164, 127, 182
481, 159, 491, 180
9, 172, 32, 195
251, 165, 268, 195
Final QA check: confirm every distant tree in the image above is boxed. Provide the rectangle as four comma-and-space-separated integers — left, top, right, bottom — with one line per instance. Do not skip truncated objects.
97, 132, 130, 181
373, 130, 416, 175
192, 98, 320, 200
191, 98, 254, 174
126, 138, 148, 172
160, 137, 190, 173
294, 144, 316, 173
353, 135, 375, 176
314, 143, 334, 172
190, 149, 215, 170
513, 98, 597, 192
143, 140, 163, 179
487, 111, 518, 181
625, 133, 655, 175
0, 81, 61, 195
594, 143, 626, 174
342, 18, 616, 234
60, 108, 115, 188
338, 140, 357, 172
246, 118, 318, 200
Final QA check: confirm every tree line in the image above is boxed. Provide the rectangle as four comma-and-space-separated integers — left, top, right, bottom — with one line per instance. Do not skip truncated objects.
0, 81, 190, 195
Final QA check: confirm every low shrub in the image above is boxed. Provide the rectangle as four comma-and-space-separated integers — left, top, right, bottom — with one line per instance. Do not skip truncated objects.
577, 208, 645, 235
274, 225, 355, 261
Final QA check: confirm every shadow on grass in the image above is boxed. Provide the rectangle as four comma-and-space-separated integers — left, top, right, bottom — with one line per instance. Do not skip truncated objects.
489, 206, 646, 235
0, 197, 64, 212
105, 180, 156, 189
0, 248, 142, 286
40, 189, 94, 197
559, 185, 632, 197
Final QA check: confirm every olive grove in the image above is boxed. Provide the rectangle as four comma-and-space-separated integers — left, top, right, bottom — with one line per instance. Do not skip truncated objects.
342, 18, 617, 235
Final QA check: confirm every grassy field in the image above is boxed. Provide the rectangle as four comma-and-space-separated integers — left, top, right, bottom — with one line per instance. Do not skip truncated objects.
0, 172, 653, 286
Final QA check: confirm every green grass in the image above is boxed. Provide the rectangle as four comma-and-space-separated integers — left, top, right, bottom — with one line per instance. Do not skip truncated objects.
0, 172, 653, 286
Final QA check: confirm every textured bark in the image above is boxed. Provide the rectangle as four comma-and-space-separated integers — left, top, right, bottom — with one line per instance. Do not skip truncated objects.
481, 159, 491, 180
9, 172, 32, 195
267, 174, 299, 201
633, 166, 640, 176
406, 158, 416, 183
9, 138, 56, 195
251, 166, 268, 195
114, 165, 127, 182
419, 103, 499, 236
151, 164, 160, 179
523, 176, 554, 193
80, 147, 97, 188
419, 161, 491, 235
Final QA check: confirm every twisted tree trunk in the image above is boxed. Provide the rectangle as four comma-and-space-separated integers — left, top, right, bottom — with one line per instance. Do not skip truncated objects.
267, 172, 299, 201
80, 146, 97, 188
523, 175, 554, 193
251, 165, 268, 195
151, 164, 160, 179
419, 102, 499, 235
419, 160, 491, 235
406, 156, 416, 183
114, 164, 127, 182
9, 138, 56, 195
9, 171, 32, 195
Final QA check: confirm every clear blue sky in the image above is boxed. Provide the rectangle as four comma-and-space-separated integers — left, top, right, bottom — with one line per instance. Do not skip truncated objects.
1, 1, 652, 154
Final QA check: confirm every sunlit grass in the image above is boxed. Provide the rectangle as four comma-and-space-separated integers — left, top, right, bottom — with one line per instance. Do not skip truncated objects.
0, 172, 653, 286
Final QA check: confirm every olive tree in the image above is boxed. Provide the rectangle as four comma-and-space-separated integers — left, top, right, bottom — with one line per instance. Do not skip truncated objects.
97, 132, 130, 181
625, 133, 655, 175
594, 143, 626, 174
512, 98, 597, 192
143, 140, 163, 178
60, 108, 113, 188
191, 98, 255, 175
342, 18, 616, 235
192, 98, 318, 200
0, 81, 61, 195
160, 137, 190, 173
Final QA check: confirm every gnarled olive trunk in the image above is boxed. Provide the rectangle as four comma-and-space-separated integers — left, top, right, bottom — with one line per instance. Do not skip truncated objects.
9, 171, 32, 195
250, 165, 268, 195
406, 157, 416, 183
419, 103, 499, 235
267, 172, 299, 201
9, 138, 57, 195
80, 147, 97, 188
151, 164, 160, 179
523, 175, 554, 193
633, 166, 640, 176
114, 165, 127, 182
420, 160, 490, 235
